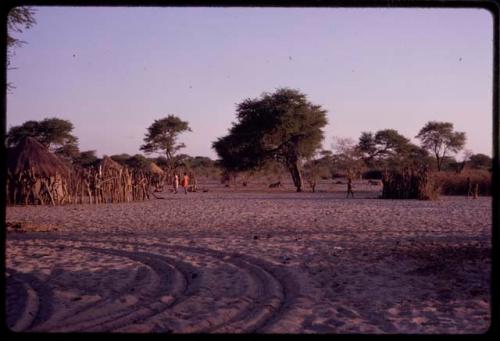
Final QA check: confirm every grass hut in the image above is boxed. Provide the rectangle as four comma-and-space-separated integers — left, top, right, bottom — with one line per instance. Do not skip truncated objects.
149, 161, 164, 175
148, 162, 166, 191
7, 137, 71, 205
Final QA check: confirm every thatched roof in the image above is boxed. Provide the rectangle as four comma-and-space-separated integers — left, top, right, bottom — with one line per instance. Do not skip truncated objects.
149, 162, 165, 175
99, 156, 123, 172
8, 137, 70, 178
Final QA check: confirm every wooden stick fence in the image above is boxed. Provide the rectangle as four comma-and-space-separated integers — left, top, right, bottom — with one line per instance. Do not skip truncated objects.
8, 165, 166, 206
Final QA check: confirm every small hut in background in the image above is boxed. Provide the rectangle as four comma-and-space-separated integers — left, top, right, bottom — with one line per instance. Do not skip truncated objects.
149, 162, 166, 191
7, 137, 71, 205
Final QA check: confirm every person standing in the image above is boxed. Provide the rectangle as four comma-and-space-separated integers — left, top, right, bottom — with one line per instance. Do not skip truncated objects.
181, 172, 190, 195
190, 172, 197, 192
473, 183, 479, 199
346, 177, 354, 198
173, 173, 179, 194
466, 176, 473, 198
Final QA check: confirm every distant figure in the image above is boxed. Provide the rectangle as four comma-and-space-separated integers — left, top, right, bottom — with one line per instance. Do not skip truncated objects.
190, 173, 197, 192
466, 177, 473, 198
173, 173, 179, 194
181, 172, 190, 195
473, 183, 479, 199
346, 177, 354, 198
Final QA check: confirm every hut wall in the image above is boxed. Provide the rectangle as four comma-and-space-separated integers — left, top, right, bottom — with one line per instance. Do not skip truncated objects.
7, 169, 71, 205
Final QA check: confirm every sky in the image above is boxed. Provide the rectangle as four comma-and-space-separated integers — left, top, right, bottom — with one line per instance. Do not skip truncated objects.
6, 7, 493, 159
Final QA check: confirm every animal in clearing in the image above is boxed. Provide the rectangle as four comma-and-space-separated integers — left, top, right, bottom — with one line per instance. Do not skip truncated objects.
269, 181, 281, 188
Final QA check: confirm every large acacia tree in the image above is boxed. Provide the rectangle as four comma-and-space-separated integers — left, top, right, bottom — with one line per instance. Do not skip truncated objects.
355, 129, 431, 169
6, 117, 79, 152
140, 115, 191, 173
357, 129, 411, 163
416, 121, 466, 171
212, 88, 328, 192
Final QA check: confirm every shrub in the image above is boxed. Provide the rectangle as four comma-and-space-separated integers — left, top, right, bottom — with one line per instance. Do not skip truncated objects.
382, 167, 440, 200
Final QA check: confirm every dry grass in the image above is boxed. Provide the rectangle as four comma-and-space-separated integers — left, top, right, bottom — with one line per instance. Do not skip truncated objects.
432, 170, 491, 196
381, 168, 439, 200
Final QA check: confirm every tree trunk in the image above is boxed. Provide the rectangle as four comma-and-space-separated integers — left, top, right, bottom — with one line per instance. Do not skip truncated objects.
287, 159, 303, 192
435, 153, 442, 171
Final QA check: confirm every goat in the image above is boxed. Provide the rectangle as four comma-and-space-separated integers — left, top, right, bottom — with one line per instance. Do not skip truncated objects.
269, 181, 281, 188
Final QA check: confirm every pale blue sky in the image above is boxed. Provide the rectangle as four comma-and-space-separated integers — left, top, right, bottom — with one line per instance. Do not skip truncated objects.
7, 7, 493, 159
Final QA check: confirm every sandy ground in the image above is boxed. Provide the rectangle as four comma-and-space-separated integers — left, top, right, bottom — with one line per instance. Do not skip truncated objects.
5, 183, 491, 334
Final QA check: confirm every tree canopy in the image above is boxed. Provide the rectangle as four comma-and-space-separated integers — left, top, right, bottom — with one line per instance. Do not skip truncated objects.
6, 118, 79, 155
55, 143, 81, 164
212, 88, 328, 192
140, 115, 191, 171
7, 7, 36, 91
331, 137, 365, 178
303, 151, 333, 192
468, 153, 492, 170
416, 121, 466, 171
110, 153, 133, 166
124, 154, 151, 170
357, 132, 377, 163
7, 7, 36, 51
357, 129, 411, 161
356, 128, 435, 172
73, 150, 99, 168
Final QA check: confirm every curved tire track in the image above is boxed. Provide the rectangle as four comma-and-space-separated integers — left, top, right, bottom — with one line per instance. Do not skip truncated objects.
7, 235, 300, 333
6, 269, 53, 332
24, 244, 195, 332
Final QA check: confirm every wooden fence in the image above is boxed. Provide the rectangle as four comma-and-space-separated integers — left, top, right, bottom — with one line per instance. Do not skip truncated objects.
7, 166, 166, 206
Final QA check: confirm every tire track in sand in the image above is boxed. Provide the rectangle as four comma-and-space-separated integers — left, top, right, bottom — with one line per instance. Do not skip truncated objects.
7, 235, 300, 333
6, 269, 53, 332
18, 243, 196, 332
